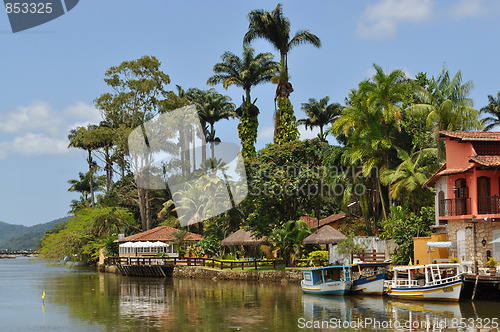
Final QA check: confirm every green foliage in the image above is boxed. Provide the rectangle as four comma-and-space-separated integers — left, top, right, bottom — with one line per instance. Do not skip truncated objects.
238, 103, 259, 159
275, 97, 299, 144
244, 139, 328, 236
195, 238, 220, 257
380, 206, 434, 265
487, 257, 498, 268
267, 220, 312, 263
39, 207, 137, 265
336, 234, 365, 257
481, 91, 500, 131
104, 236, 119, 256
307, 250, 329, 266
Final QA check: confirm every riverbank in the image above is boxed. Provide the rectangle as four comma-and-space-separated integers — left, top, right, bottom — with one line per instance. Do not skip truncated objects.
101, 264, 303, 283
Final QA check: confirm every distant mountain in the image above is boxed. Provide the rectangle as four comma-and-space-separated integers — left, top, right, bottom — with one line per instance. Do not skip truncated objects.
0, 217, 67, 250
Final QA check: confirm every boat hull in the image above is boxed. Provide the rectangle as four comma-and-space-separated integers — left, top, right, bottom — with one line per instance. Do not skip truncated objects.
386, 279, 463, 301
352, 272, 387, 295
301, 281, 352, 296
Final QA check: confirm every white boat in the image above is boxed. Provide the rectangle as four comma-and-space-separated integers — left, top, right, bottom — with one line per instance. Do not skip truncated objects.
301, 266, 352, 295
384, 263, 463, 301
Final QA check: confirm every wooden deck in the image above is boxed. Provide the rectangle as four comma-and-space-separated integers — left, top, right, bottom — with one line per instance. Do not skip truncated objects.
105, 256, 307, 277
461, 274, 500, 301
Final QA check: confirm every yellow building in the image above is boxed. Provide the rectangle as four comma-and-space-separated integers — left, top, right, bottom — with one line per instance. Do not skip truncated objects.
413, 233, 451, 265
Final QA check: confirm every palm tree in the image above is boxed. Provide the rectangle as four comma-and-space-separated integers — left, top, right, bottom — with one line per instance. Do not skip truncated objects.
407, 66, 481, 158
380, 148, 436, 208
68, 125, 100, 208
186, 88, 235, 160
207, 46, 279, 158
332, 87, 391, 222
298, 97, 342, 141
244, 3, 321, 142
408, 66, 481, 131
207, 45, 279, 105
362, 64, 408, 126
481, 91, 500, 131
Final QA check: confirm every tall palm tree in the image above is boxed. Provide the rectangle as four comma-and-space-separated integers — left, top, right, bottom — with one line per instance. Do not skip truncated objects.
207, 46, 279, 158
68, 125, 100, 208
186, 88, 235, 161
481, 91, 500, 131
244, 3, 321, 142
207, 45, 279, 105
362, 64, 408, 126
408, 66, 480, 132
407, 66, 481, 158
298, 96, 342, 141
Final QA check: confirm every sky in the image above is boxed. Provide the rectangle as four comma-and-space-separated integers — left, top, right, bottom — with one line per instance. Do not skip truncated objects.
1, 0, 500, 226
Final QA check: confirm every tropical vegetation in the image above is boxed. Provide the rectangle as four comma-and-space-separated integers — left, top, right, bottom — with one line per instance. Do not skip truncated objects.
39, 3, 498, 266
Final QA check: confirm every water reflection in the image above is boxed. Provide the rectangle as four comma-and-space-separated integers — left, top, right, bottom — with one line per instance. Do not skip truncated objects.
302, 294, 500, 331
2, 258, 500, 331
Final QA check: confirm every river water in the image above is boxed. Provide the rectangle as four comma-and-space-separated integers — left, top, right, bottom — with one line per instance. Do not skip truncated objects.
1, 257, 499, 331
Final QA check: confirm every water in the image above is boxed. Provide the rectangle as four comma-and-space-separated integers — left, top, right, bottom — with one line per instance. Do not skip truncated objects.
1, 257, 499, 331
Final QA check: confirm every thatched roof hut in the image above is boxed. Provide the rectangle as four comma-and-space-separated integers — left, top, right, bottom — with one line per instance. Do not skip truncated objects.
303, 226, 346, 245
220, 229, 266, 246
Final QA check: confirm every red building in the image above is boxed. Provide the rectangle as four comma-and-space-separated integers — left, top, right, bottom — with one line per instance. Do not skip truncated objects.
425, 131, 500, 266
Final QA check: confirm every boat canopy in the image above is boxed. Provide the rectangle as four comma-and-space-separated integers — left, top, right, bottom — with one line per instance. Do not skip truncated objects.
392, 263, 460, 271
427, 241, 455, 248
490, 237, 500, 244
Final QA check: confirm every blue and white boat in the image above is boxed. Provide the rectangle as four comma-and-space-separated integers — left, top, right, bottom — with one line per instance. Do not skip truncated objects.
351, 262, 391, 295
384, 263, 463, 301
301, 266, 352, 295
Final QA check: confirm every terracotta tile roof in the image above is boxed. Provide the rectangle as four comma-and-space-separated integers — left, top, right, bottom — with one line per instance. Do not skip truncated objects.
318, 213, 347, 227
120, 226, 203, 242
440, 131, 500, 141
438, 165, 474, 176
300, 216, 319, 228
470, 155, 500, 167
423, 163, 446, 188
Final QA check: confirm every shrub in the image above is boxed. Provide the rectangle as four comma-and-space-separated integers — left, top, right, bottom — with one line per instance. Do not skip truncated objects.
307, 250, 329, 266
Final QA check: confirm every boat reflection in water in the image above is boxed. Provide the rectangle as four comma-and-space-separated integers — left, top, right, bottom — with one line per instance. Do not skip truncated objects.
300, 293, 500, 331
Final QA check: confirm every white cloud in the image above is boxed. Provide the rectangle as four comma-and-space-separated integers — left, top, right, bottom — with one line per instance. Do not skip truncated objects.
66, 102, 102, 123
0, 101, 101, 159
356, 0, 434, 39
11, 133, 69, 156
0, 101, 61, 135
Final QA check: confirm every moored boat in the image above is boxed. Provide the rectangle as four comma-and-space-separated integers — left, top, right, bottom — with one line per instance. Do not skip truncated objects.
351, 262, 391, 295
301, 266, 352, 295
384, 263, 463, 301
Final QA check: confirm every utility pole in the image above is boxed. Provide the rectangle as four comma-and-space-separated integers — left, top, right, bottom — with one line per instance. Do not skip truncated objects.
472, 215, 478, 275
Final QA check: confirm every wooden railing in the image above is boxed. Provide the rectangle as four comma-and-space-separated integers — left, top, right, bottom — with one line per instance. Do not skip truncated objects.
478, 195, 500, 214
105, 256, 309, 270
353, 250, 386, 262
439, 198, 471, 216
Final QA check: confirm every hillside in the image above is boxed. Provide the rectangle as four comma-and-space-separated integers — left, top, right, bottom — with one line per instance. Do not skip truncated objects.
0, 217, 67, 250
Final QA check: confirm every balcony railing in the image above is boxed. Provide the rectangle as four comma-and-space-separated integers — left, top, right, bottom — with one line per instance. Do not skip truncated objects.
478, 195, 500, 215
439, 198, 471, 216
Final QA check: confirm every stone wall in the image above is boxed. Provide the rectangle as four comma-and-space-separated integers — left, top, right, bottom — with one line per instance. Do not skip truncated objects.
447, 220, 500, 267
172, 266, 303, 284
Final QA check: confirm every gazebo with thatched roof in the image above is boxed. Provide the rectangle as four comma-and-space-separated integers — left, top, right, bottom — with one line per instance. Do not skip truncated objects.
303, 226, 346, 245
221, 229, 266, 246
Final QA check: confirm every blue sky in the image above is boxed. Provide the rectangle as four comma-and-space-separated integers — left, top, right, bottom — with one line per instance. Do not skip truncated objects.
1, 0, 500, 226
